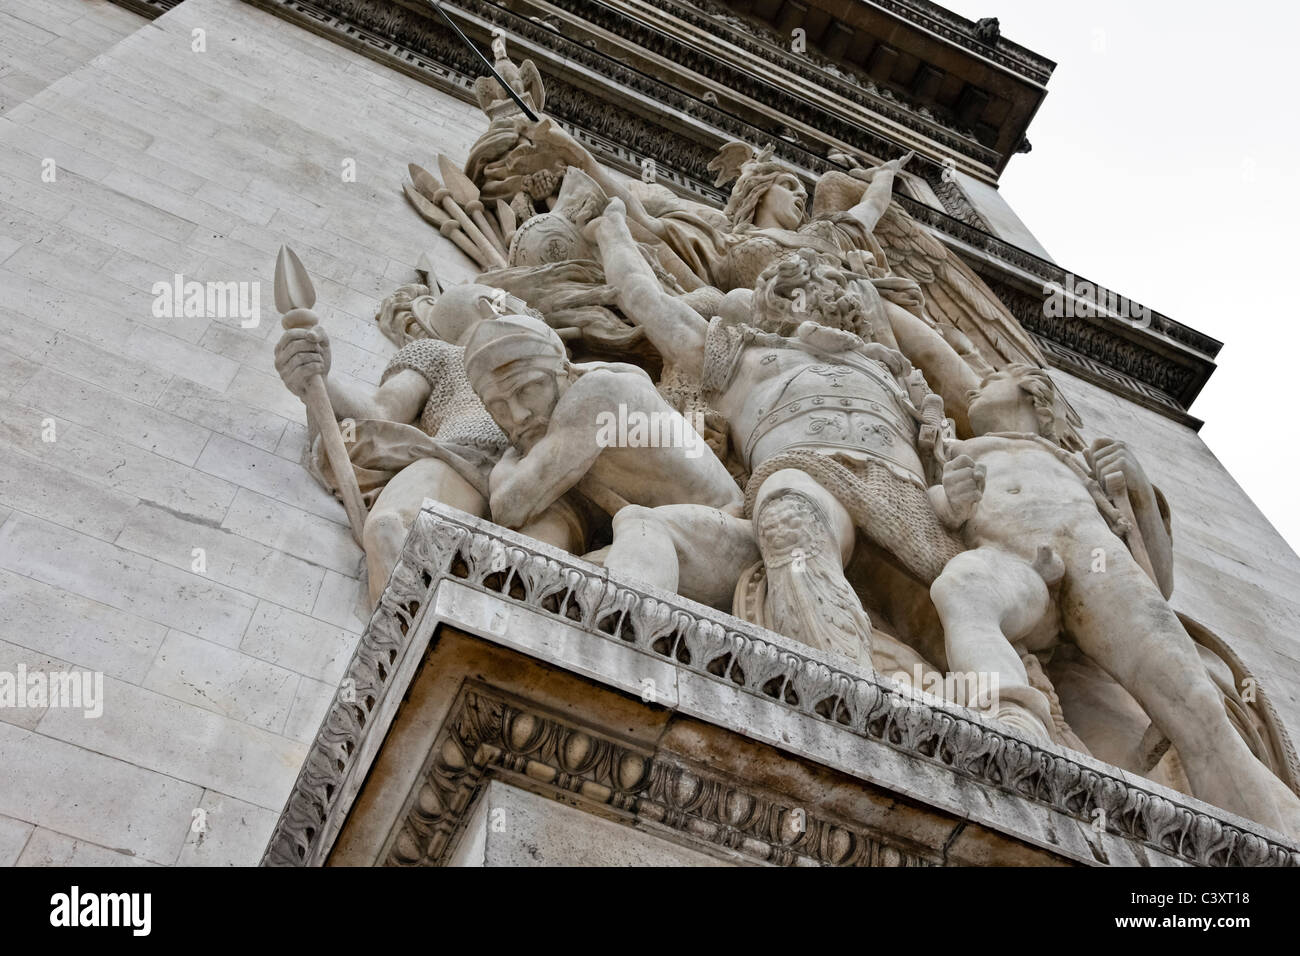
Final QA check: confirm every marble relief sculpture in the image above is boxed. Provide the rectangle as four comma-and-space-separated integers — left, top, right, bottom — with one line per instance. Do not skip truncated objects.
268, 38, 1300, 838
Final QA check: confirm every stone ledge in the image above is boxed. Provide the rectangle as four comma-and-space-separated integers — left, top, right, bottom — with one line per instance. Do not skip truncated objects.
261, 500, 1300, 867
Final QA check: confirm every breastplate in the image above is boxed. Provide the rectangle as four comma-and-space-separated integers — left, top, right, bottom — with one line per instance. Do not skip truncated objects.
744, 361, 924, 481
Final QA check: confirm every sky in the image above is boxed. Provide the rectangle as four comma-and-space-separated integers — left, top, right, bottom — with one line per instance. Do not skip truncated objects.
939, 0, 1300, 555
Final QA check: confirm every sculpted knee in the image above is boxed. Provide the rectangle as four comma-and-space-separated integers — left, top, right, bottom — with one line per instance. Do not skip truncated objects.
363, 508, 408, 555
754, 487, 832, 564
611, 504, 659, 536
931, 551, 996, 607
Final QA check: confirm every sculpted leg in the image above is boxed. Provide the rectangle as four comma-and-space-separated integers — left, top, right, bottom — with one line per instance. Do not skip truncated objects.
606, 505, 680, 594
930, 548, 1055, 744
363, 458, 486, 606
751, 469, 871, 666
605, 504, 759, 609
1061, 536, 1297, 835
518, 497, 587, 554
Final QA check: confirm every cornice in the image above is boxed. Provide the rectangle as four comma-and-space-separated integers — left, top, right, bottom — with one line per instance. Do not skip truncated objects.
582, 0, 1003, 172
856, 0, 1054, 85
383, 682, 937, 866
103, 0, 180, 17
262, 503, 1300, 867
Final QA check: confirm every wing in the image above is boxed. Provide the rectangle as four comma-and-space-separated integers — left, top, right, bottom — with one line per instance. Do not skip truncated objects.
875, 202, 1046, 373
518, 59, 545, 113
707, 141, 757, 187
873, 202, 1083, 443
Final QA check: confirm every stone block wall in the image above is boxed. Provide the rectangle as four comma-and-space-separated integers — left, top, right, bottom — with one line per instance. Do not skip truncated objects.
0, 0, 485, 865
0, 0, 1296, 867
0, 0, 146, 115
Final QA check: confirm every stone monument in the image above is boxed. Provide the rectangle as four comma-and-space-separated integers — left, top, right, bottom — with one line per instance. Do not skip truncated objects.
262, 23, 1300, 862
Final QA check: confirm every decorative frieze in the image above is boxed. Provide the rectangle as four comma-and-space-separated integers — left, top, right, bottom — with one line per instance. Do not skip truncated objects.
383, 684, 936, 866
262, 504, 1300, 867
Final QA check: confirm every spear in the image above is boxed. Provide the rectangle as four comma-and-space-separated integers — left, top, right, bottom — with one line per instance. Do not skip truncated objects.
274, 245, 369, 547
422, 161, 506, 269
403, 178, 489, 269
438, 153, 508, 256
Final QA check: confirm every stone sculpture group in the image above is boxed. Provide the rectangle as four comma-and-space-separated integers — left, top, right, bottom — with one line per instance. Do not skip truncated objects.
270, 42, 1300, 839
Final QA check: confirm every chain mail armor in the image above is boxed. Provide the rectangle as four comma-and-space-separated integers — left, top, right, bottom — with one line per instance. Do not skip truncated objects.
382, 338, 509, 455
742, 450, 964, 584
703, 317, 964, 584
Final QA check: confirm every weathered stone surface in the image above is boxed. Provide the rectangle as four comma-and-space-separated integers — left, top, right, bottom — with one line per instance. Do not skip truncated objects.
175, 790, 281, 867
0, 722, 200, 865
0, 0, 477, 863
449, 780, 738, 867
3, 0, 1300, 868
16, 828, 159, 867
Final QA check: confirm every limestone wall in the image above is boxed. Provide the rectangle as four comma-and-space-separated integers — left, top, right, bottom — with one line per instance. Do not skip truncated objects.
0, 0, 1296, 868
0, 0, 485, 865
1057, 369, 1300, 737
0, 0, 146, 114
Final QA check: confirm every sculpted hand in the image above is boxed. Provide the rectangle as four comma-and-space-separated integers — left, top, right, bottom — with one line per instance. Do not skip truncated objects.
859, 342, 908, 376
274, 326, 331, 400
581, 197, 628, 247
1087, 438, 1150, 495
850, 150, 915, 183
794, 321, 861, 356
942, 454, 986, 521
481, 118, 588, 185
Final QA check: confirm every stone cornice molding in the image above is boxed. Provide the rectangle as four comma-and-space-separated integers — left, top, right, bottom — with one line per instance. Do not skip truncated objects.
570, 0, 1003, 172
382, 682, 936, 866
262, 502, 1300, 867
858, 0, 1054, 85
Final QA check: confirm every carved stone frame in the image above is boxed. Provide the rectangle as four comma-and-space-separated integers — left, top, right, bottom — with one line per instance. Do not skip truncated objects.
262, 502, 1300, 867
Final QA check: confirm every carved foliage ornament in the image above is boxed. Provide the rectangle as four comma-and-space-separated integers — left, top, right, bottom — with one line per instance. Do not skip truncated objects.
261, 506, 1300, 868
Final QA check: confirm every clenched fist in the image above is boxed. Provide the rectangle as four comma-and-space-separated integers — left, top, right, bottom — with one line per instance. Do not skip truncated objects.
942, 453, 986, 521
581, 196, 628, 247
274, 325, 331, 400
1087, 437, 1147, 494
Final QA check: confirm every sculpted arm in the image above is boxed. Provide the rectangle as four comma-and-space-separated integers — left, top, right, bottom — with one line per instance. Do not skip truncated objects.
845, 152, 913, 236
1089, 438, 1175, 597
928, 452, 985, 531
883, 300, 981, 435
275, 327, 430, 425
589, 199, 708, 381
488, 380, 609, 528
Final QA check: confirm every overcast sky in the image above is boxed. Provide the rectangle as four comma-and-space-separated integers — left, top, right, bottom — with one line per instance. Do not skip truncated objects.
939, 0, 1300, 555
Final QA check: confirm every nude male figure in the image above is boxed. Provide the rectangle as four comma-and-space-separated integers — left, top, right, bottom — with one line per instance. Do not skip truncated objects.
928, 364, 1300, 836
461, 313, 758, 611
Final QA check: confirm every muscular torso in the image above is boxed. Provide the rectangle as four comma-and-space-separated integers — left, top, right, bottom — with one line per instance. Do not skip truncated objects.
712, 338, 925, 486
953, 436, 1108, 553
